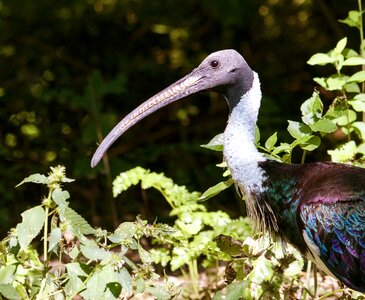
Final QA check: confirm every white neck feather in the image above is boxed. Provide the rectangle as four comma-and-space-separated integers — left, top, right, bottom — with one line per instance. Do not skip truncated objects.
223, 72, 266, 193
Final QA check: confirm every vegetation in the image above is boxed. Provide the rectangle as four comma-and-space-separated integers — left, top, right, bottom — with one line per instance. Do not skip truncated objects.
2, 0, 365, 299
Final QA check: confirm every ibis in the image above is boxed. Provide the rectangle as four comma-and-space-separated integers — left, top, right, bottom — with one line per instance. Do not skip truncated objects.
91, 50, 365, 292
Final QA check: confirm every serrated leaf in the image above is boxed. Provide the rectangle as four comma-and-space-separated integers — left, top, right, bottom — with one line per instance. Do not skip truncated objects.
348, 70, 365, 83
112, 167, 148, 197
307, 53, 334, 66
16, 205, 45, 250
264, 132, 277, 150
117, 267, 133, 295
80, 243, 111, 261
145, 285, 172, 300
63, 206, 95, 236
328, 141, 357, 162
201, 133, 224, 151
81, 264, 117, 300
52, 188, 70, 213
287, 121, 312, 139
65, 262, 88, 296
212, 281, 245, 300
48, 228, 62, 252
199, 179, 234, 201
215, 234, 243, 256
343, 56, 365, 66
109, 222, 136, 243
138, 244, 152, 263
16, 174, 48, 187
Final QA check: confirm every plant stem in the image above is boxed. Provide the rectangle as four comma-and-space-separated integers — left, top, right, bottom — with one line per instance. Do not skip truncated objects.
43, 191, 51, 269
188, 259, 200, 297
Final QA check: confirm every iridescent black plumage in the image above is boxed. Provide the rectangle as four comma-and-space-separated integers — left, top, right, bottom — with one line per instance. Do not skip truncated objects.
259, 160, 365, 292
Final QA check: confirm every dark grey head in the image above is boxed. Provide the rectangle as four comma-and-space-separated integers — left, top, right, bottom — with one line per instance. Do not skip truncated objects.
91, 49, 254, 167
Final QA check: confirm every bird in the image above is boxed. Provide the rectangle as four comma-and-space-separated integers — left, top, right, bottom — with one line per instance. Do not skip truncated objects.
91, 49, 365, 292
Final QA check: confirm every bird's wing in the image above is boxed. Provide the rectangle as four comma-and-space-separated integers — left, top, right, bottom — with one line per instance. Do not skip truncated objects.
300, 198, 365, 292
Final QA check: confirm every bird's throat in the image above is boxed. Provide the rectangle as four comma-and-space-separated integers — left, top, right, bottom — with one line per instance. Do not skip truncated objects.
223, 72, 266, 194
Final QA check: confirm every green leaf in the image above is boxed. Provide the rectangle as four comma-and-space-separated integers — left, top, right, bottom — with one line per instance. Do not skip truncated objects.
343, 56, 365, 66
63, 206, 95, 236
215, 234, 243, 256
212, 282, 245, 300
352, 122, 365, 139
52, 188, 70, 213
309, 119, 337, 133
201, 133, 224, 151
0, 265, 16, 284
145, 285, 174, 300
199, 179, 234, 201
254, 125, 260, 144
81, 264, 117, 300
16, 173, 48, 187
264, 132, 277, 150
0, 284, 20, 300
106, 282, 122, 298
299, 135, 321, 151
80, 243, 111, 261
332, 109, 356, 126
48, 228, 62, 252
287, 121, 312, 139
347, 70, 365, 83
313, 76, 348, 91
339, 11, 362, 28
16, 205, 45, 250
138, 244, 152, 263
117, 267, 133, 295
307, 53, 334, 66
328, 141, 357, 162
109, 222, 136, 244
65, 262, 88, 297
301, 92, 323, 125
334, 37, 347, 54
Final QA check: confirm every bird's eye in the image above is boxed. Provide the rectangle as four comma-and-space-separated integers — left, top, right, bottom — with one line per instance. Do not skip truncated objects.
210, 60, 220, 68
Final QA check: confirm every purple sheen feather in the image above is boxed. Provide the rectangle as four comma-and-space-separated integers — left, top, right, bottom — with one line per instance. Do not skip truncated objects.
334, 227, 351, 247
345, 245, 359, 259
332, 238, 343, 254
360, 250, 365, 273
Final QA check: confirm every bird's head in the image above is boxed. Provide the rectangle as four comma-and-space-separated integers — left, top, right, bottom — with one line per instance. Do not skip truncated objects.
91, 49, 255, 167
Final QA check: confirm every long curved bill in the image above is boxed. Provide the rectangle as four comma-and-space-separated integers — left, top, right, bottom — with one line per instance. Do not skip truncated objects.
91, 70, 205, 167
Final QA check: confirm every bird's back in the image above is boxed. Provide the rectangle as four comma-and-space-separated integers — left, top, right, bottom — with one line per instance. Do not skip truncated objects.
258, 160, 365, 292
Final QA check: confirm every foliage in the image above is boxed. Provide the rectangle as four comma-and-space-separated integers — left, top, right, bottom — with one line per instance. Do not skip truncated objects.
0, 166, 179, 299
112, 166, 251, 297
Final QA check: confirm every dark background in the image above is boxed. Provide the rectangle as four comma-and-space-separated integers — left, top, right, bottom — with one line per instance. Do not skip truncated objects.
0, 0, 358, 234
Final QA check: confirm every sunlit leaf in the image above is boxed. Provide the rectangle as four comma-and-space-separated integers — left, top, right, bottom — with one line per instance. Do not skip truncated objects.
264, 132, 277, 150
343, 56, 365, 66
328, 141, 357, 162
16, 205, 45, 250
199, 179, 234, 201
307, 53, 334, 65
16, 174, 48, 187
201, 133, 224, 151
334, 37, 347, 54
347, 70, 365, 83
287, 121, 311, 139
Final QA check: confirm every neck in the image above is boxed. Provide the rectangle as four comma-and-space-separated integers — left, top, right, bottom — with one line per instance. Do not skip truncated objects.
223, 72, 266, 193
